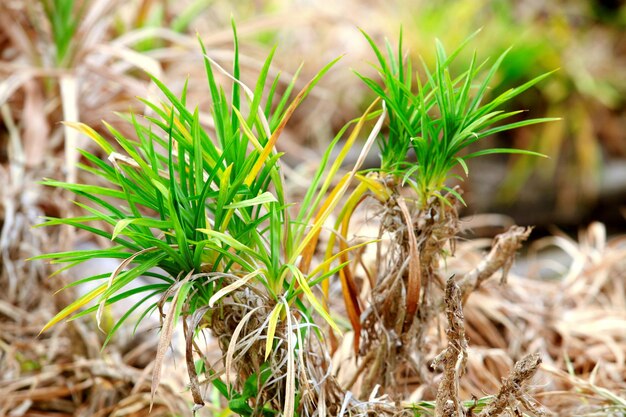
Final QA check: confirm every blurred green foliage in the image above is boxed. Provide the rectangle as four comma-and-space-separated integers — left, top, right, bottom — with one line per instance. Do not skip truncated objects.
40, 0, 85, 67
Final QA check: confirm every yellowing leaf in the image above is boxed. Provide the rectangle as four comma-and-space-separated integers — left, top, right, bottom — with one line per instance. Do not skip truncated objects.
62, 121, 114, 154
309, 240, 375, 278
40, 282, 107, 334
294, 173, 350, 269
287, 265, 341, 334
232, 107, 263, 151
355, 173, 391, 201
294, 100, 387, 268
244, 61, 338, 187
265, 303, 283, 360
208, 270, 263, 307
97, 246, 159, 330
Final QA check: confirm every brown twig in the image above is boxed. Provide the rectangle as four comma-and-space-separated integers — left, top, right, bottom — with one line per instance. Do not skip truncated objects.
478, 353, 545, 417
433, 276, 468, 417
184, 307, 208, 410
458, 226, 532, 304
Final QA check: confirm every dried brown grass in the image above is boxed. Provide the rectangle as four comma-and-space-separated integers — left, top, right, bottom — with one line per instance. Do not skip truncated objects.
327, 215, 626, 416
450, 221, 626, 416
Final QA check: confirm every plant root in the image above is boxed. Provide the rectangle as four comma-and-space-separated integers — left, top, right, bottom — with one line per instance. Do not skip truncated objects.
359, 187, 462, 397
187, 280, 349, 416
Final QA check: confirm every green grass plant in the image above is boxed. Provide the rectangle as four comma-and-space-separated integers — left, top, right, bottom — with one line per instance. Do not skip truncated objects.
321, 32, 558, 352
355, 29, 558, 207
33, 22, 385, 414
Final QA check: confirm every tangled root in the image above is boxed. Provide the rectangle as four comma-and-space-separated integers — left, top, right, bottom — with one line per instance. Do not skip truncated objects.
359, 189, 462, 397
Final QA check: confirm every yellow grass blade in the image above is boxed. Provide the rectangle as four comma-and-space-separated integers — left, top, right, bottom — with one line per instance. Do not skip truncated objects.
282, 299, 295, 417
244, 70, 322, 187
317, 98, 381, 197
355, 173, 391, 201
294, 99, 386, 268
297, 172, 350, 272
208, 270, 263, 307
96, 246, 159, 331
309, 240, 375, 278
288, 265, 341, 334
62, 121, 114, 154
233, 107, 263, 151
162, 105, 220, 169
265, 303, 283, 360
171, 112, 193, 144
317, 184, 368, 351
299, 102, 387, 351
40, 282, 107, 334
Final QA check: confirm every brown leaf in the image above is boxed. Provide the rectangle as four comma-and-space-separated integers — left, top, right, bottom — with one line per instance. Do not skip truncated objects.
184, 307, 209, 409
397, 197, 421, 328
150, 271, 193, 411
338, 247, 362, 355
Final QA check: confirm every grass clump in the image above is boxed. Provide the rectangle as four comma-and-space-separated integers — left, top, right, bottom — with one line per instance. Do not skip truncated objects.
327, 30, 556, 409
356, 29, 558, 206
33, 22, 386, 415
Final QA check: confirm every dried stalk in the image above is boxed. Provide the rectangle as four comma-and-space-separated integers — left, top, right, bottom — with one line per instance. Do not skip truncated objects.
433, 277, 468, 417
478, 353, 545, 417
458, 226, 532, 304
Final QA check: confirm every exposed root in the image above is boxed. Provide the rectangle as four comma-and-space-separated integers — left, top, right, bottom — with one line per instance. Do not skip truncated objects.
358, 186, 462, 397
192, 281, 348, 416
207, 290, 285, 414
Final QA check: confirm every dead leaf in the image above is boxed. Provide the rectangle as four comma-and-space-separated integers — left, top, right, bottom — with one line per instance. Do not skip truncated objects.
150, 271, 193, 410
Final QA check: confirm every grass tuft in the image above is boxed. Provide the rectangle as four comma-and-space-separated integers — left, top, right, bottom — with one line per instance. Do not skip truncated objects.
356, 29, 559, 207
